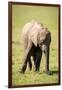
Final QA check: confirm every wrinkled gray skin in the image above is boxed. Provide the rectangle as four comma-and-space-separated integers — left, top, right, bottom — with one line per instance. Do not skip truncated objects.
20, 20, 51, 74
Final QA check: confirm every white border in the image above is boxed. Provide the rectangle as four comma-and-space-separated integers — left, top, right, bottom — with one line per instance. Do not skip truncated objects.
0, 0, 62, 90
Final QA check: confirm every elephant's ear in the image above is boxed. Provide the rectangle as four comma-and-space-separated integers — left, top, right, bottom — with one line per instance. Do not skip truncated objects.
31, 30, 38, 47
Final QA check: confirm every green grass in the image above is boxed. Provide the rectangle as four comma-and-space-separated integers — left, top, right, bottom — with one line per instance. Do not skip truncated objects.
12, 5, 59, 86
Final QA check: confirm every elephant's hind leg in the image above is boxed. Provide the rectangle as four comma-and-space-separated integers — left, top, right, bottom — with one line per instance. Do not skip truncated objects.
20, 53, 30, 73
28, 57, 32, 70
20, 41, 32, 73
21, 61, 27, 73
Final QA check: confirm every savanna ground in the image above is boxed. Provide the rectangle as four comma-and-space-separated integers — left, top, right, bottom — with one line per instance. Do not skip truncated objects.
12, 4, 59, 86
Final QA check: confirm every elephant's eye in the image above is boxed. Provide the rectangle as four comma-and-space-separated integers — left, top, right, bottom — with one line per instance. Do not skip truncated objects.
39, 42, 43, 46
40, 43, 42, 45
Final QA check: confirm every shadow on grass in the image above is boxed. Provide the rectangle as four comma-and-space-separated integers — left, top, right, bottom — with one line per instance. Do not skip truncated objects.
50, 70, 59, 75
18, 70, 59, 76
38, 70, 59, 75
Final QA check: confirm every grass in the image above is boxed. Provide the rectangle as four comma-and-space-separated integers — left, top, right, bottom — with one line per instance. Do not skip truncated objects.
12, 5, 59, 86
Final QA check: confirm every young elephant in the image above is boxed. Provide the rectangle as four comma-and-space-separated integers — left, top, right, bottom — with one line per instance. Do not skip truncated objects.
20, 20, 51, 74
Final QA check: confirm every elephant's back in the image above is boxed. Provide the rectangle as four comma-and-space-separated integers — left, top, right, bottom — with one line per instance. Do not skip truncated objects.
21, 21, 35, 49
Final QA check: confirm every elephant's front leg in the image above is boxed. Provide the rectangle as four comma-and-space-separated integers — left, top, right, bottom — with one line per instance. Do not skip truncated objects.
35, 56, 41, 72
35, 51, 42, 72
21, 42, 32, 73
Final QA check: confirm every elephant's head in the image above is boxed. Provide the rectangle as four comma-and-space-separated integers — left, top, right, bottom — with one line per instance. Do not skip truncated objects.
31, 26, 50, 47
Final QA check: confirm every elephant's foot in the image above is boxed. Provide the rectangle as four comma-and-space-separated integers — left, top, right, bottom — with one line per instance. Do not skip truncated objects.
35, 68, 40, 72
20, 65, 27, 74
46, 71, 52, 75
19, 69, 25, 74
29, 63, 32, 71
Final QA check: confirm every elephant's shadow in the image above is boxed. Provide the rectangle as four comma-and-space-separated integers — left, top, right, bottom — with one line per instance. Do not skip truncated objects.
50, 70, 59, 75
47, 70, 59, 75
39, 70, 59, 75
